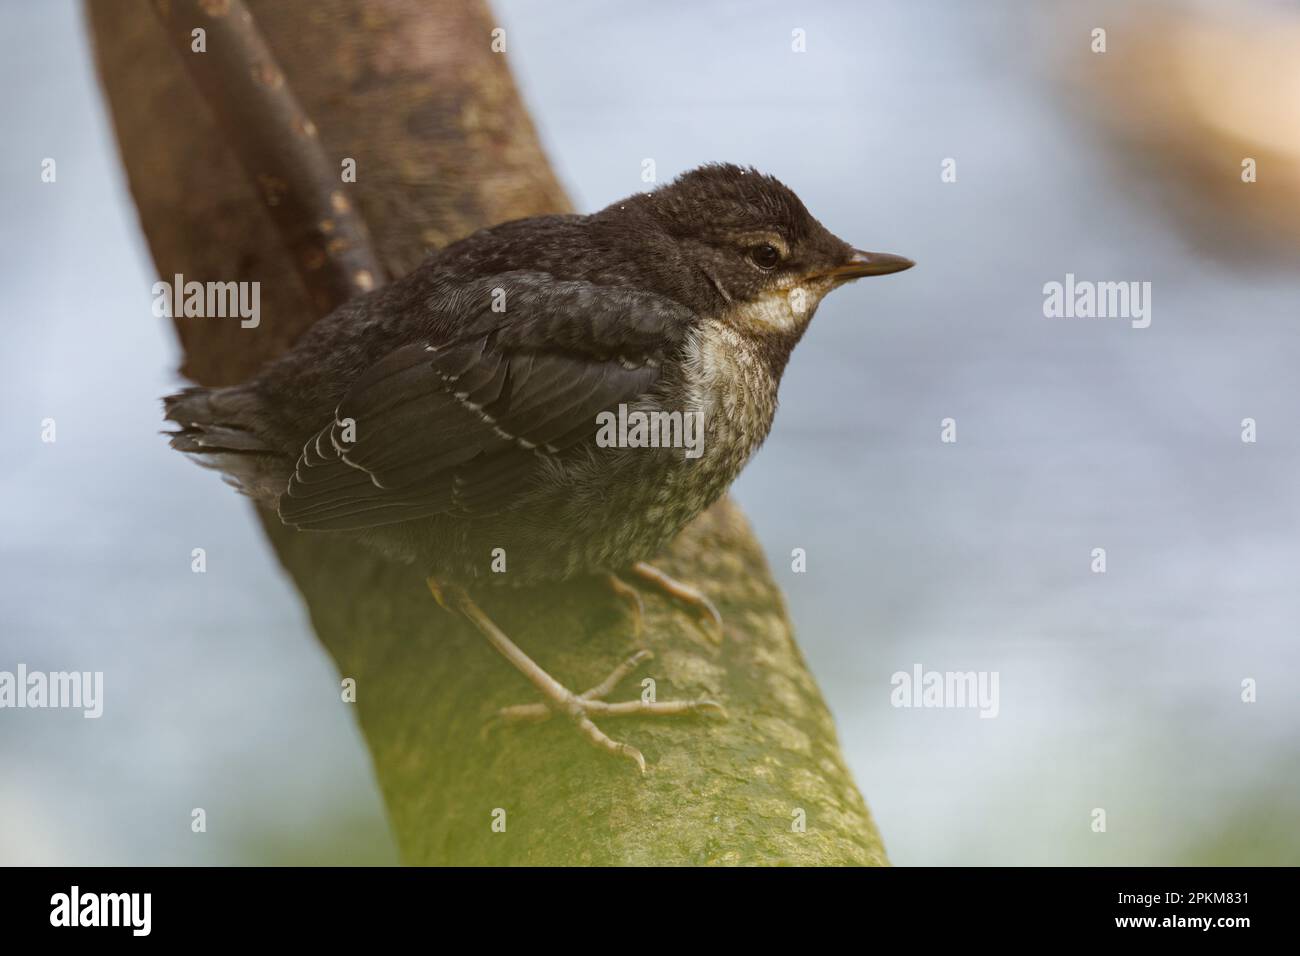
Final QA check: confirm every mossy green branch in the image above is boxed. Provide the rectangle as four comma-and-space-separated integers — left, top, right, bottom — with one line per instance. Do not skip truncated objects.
88, 0, 886, 866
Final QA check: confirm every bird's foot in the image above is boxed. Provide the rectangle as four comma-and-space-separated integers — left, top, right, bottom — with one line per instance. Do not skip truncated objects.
430, 578, 724, 774
491, 648, 725, 724
622, 561, 724, 644
488, 648, 725, 774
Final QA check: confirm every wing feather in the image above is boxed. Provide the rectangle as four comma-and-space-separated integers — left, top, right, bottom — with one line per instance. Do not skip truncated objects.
278, 275, 696, 531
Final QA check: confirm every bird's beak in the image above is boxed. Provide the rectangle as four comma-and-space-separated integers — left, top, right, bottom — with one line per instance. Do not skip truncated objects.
820, 249, 915, 282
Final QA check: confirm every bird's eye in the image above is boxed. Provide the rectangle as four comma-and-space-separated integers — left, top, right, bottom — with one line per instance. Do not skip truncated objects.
748, 244, 781, 270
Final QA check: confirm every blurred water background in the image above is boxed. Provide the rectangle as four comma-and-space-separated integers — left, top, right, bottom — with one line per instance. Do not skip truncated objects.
2, 0, 1297, 865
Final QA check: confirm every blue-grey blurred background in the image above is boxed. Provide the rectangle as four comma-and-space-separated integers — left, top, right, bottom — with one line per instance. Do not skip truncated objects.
2, 0, 1297, 865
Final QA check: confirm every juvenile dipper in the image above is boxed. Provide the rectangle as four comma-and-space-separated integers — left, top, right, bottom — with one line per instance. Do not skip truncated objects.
164, 163, 913, 771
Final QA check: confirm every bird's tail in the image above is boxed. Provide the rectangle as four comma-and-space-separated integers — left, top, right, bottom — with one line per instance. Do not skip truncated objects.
162, 385, 291, 501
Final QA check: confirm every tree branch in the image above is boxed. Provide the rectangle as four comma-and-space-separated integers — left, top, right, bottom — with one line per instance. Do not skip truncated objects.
87, 0, 887, 865
151, 0, 384, 315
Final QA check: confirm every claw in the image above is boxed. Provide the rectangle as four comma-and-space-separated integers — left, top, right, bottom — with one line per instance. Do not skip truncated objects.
425, 576, 453, 612
695, 699, 727, 719
621, 744, 647, 775
628, 561, 725, 645
693, 597, 724, 645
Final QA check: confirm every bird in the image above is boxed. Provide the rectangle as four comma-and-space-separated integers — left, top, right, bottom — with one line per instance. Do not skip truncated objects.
163, 163, 913, 772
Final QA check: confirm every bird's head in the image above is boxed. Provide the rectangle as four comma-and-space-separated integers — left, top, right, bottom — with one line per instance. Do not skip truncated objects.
636, 163, 913, 341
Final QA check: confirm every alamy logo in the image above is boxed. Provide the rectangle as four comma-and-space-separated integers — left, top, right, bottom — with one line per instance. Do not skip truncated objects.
1042, 273, 1151, 328
50, 886, 151, 936
0, 665, 103, 718
890, 664, 999, 718
151, 273, 261, 328
595, 403, 705, 459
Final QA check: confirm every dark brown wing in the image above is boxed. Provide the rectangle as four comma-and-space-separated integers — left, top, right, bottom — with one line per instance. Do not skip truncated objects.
278, 277, 695, 531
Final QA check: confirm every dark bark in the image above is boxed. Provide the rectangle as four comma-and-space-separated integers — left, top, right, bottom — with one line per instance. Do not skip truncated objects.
151, 0, 386, 313
87, 0, 887, 865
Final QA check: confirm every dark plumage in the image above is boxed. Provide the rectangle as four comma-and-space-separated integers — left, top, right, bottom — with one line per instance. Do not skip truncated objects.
165, 164, 911, 586
164, 163, 913, 769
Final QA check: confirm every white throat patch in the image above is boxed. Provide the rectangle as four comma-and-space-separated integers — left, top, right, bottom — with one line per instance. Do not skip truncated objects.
730, 280, 827, 334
